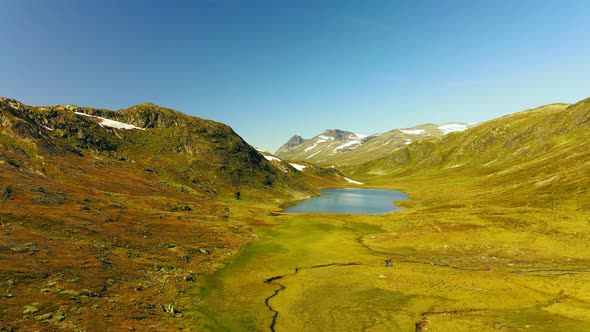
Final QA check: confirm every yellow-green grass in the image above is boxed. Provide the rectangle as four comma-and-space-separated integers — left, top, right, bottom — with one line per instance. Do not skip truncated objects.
194, 164, 590, 331
3, 97, 590, 331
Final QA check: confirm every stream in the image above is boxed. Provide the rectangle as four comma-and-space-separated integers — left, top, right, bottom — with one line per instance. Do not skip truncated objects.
263, 262, 365, 332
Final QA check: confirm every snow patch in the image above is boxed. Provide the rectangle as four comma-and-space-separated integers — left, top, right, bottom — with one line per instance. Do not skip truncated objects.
41, 125, 54, 131
438, 123, 468, 135
306, 150, 322, 159
74, 112, 143, 130
404, 139, 412, 145
100, 118, 142, 130
303, 135, 333, 151
264, 155, 282, 162
289, 163, 307, 171
333, 140, 361, 153
304, 143, 318, 152
400, 129, 425, 135
317, 135, 334, 141
343, 177, 364, 185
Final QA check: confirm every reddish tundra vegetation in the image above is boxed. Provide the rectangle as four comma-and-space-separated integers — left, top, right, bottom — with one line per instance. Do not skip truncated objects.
0, 98, 334, 331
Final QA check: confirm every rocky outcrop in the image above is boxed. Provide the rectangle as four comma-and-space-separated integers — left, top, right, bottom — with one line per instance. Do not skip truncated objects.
286, 135, 305, 148
275, 134, 307, 156
321, 129, 356, 141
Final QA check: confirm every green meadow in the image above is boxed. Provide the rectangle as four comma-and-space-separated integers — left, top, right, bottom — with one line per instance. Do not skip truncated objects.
194, 175, 590, 331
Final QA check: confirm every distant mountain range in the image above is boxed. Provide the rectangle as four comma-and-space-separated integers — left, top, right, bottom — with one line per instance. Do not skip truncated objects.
345, 99, 590, 207
275, 122, 476, 166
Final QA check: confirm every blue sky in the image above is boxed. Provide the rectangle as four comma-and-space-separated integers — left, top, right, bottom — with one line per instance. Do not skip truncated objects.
2, 0, 590, 152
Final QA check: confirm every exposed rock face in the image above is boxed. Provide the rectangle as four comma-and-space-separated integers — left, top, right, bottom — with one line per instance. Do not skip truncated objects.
275, 135, 307, 156
275, 128, 364, 162
115, 103, 193, 128
321, 129, 356, 141
285, 135, 305, 148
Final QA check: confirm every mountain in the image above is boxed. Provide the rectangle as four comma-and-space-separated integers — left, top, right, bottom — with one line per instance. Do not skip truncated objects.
282, 134, 306, 149
275, 122, 475, 166
347, 99, 590, 207
0, 98, 314, 196
257, 149, 362, 187
275, 129, 366, 162
0, 97, 319, 330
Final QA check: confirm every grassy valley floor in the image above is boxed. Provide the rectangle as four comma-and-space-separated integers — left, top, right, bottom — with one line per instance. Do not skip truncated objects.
193, 173, 590, 331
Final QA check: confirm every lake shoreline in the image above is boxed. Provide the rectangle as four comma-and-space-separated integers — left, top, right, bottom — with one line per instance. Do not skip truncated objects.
283, 187, 408, 215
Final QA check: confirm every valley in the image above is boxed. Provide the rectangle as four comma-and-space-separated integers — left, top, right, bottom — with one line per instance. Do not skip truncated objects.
1, 96, 590, 331
195, 97, 590, 331
4, 1, 590, 331
195, 171, 590, 331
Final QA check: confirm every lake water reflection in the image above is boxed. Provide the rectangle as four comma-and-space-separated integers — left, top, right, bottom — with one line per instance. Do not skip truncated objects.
284, 188, 407, 215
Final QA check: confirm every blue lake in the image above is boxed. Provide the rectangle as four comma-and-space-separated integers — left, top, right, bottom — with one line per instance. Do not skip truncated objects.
284, 188, 407, 215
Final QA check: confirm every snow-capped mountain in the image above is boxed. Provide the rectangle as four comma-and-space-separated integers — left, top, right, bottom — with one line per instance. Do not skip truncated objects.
275, 122, 476, 166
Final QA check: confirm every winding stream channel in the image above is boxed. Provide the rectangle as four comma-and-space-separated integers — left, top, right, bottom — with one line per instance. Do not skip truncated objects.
263, 262, 366, 332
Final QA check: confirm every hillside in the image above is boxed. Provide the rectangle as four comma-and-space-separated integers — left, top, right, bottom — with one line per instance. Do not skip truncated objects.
258, 150, 363, 188
275, 122, 474, 166
0, 98, 319, 331
335, 98, 590, 329
348, 100, 590, 207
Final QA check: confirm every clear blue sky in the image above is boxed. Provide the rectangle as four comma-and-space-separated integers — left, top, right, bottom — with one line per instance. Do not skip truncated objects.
2, 0, 590, 152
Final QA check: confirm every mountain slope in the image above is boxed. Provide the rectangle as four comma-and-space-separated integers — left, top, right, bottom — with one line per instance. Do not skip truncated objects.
0, 98, 316, 331
275, 122, 474, 166
258, 150, 362, 188
348, 99, 590, 207
327, 99, 590, 331
0, 98, 313, 197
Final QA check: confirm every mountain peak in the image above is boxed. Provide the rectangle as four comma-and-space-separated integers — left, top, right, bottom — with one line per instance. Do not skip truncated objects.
321, 129, 357, 141
275, 122, 476, 165
116, 103, 201, 129
285, 135, 305, 148
0, 97, 26, 111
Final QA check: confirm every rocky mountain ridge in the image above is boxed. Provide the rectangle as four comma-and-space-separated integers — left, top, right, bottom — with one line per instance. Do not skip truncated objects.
276, 122, 475, 166
0, 97, 314, 196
